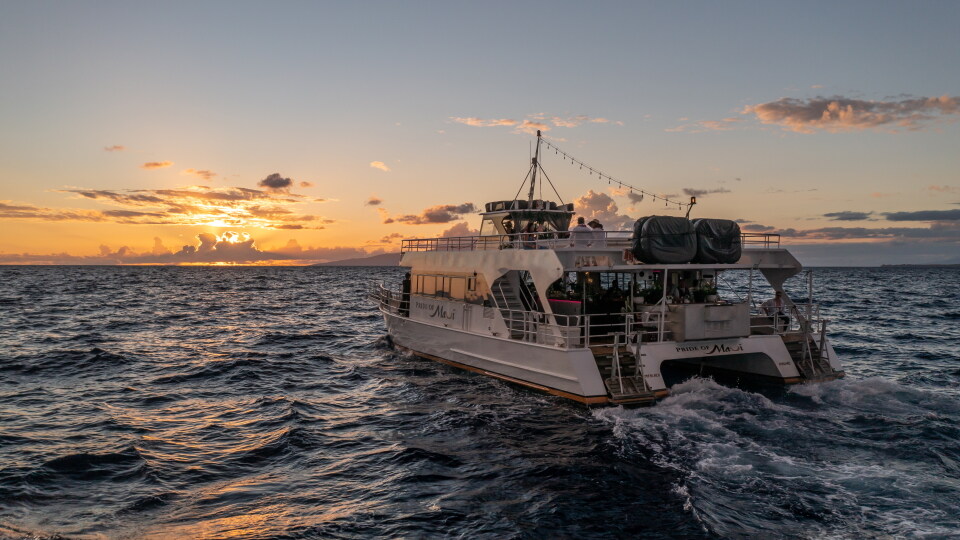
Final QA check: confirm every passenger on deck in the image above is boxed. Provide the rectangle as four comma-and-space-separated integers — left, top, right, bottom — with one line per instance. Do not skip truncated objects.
522, 222, 538, 249
588, 219, 606, 247
762, 291, 789, 329
570, 217, 593, 247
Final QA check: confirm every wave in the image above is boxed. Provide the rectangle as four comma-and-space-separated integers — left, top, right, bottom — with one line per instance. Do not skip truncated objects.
594, 377, 960, 538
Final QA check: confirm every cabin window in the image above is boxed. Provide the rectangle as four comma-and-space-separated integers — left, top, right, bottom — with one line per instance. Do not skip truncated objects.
467, 277, 476, 292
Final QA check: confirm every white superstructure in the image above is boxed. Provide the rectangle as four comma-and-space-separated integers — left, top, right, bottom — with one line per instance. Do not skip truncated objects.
372, 134, 843, 405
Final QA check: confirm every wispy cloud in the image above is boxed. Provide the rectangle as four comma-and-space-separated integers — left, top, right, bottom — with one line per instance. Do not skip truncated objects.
450, 117, 519, 127
381, 203, 476, 225
369, 161, 391, 172
182, 168, 217, 181
682, 187, 731, 198
2, 184, 326, 230
451, 114, 621, 134
103, 145, 125, 152
743, 95, 960, 133
666, 117, 743, 133
927, 185, 959, 194
884, 209, 960, 221
299, 181, 314, 188
365, 196, 383, 206
141, 161, 173, 169
823, 210, 873, 221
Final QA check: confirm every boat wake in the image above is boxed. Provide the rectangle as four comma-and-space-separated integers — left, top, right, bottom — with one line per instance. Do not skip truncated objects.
594, 377, 960, 539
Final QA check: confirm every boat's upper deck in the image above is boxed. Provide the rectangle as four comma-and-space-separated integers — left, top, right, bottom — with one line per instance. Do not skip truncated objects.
400, 230, 781, 254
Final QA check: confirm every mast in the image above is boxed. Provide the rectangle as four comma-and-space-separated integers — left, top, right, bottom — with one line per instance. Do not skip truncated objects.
527, 129, 542, 203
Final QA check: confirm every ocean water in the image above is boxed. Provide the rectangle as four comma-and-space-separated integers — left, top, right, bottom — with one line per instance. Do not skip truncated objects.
0, 266, 958, 539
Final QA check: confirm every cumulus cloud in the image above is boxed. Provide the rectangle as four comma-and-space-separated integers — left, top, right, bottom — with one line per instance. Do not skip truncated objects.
104, 145, 125, 152
743, 95, 960, 133
683, 187, 731, 198
182, 168, 217, 181
382, 203, 477, 225
141, 161, 173, 169
572, 190, 635, 230
369, 161, 391, 172
365, 196, 383, 206
258, 173, 294, 191
441, 222, 479, 237
884, 209, 960, 221
823, 211, 873, 221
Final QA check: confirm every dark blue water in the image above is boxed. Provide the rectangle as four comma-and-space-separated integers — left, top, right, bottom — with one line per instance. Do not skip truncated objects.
1, 266, 958, 539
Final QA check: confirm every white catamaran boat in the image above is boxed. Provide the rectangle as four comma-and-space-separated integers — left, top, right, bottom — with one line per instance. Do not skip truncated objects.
372, 132, 844, 405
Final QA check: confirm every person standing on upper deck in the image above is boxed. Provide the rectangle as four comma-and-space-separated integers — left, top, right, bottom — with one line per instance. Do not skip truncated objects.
570, 217, 593, 247
588, 219, 605, 248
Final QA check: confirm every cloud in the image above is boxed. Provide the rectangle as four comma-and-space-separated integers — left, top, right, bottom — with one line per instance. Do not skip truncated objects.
365, 196, 383, 206
376, 232, 407, 244
382, 203, 476, 225
682, 187, 731, 198
927, 185, 959, 193
258, 173, 293, 192
141, 161, 173, 169
742, 223, 775, 232
823, 211, 873, 221
2, 184, 325, 230
884, 209, 960, 221
369, 161, 391, 172
550, 115, 612, 128
514, 120, 549, 135
666, 117, 743, 133
573, 190, 635, 231
299, 181, 314, 188
181, 168, 217, 181
743, 95, 960, 133
451, 114, 621, 134
745, 221, 960, 241
441, 222, 479, 237
450, 117, 519, 127
103, 145, 125, 152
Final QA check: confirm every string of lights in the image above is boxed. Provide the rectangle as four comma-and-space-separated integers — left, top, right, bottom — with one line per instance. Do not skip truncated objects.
540, 139, 691, 210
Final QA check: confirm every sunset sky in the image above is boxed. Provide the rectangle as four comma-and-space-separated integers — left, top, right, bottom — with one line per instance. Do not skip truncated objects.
1, 1, 958, 266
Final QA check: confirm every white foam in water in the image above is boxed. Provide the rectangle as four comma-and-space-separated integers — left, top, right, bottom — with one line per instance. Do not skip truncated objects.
594, 375, 960, 538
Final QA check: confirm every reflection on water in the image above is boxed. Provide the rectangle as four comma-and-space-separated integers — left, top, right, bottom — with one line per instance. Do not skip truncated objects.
0, 266, 958, 538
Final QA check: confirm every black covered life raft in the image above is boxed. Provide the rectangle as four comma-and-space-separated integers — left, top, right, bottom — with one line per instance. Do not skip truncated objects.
631, 216, 697, 264
691, 218, 742, 264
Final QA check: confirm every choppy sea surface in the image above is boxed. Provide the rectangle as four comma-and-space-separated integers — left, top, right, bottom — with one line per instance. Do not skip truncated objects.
1, 266, 958, 539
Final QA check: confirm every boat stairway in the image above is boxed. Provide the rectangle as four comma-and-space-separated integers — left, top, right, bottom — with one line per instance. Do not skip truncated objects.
594, 343, 657, 405
782, 333, 834, 380
492, 278, 530, 340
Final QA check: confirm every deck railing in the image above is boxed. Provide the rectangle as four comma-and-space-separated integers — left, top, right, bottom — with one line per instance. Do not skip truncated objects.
372, 283, 820, 350
401, 231, 780, 253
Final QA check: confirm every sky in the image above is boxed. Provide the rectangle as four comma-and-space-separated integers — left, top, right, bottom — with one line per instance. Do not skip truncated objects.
1, 1, 958, 266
